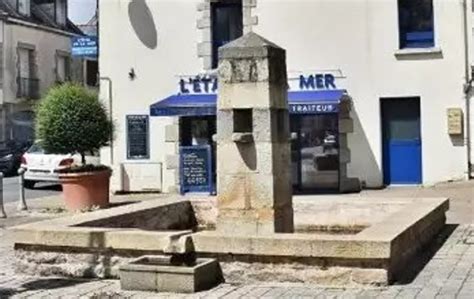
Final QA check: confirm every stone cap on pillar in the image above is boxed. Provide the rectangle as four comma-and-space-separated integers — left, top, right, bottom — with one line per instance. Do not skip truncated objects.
218, 32, 285, 60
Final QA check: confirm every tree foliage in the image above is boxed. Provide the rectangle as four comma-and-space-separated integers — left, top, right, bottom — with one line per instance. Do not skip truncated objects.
36, 83, 113, 164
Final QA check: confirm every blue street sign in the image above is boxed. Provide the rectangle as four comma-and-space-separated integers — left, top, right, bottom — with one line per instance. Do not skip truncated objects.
72, 36, 98, 57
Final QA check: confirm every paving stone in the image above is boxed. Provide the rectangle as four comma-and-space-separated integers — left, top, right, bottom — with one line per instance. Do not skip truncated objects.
260, 287, 292, 298
375, 288, 400, 299
354, 289, 382, 299
415, 286, 440, 299
244, 286, 274, 298
393, 287, 421, 299
222, 285, 258, 298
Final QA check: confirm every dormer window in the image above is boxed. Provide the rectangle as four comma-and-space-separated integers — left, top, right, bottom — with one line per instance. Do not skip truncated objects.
17, 0, 30, 16
55, 0, 67, 26
35, 0, 67, 26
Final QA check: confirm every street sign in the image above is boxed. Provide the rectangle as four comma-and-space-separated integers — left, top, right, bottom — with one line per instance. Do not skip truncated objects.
72, 36, 98, 57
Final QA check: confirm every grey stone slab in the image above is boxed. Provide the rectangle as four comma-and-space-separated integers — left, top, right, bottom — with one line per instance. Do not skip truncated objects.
354, 289, 381, 299
244, 287, 274, 298
393, 287, 421, 299
415, 287, 440, 299
375, 288, 400, 299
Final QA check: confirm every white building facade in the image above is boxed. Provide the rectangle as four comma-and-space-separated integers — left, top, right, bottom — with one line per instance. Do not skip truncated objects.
99, 0, 474, 194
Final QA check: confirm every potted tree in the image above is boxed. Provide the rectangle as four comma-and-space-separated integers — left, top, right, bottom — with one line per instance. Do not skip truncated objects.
36, 83, 113, 211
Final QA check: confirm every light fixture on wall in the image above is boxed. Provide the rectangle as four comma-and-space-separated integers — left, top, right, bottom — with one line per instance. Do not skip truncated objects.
129, 68, 136, 80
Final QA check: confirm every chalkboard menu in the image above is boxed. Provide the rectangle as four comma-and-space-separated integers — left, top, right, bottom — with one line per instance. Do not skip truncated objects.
126, 115, 149, 159
180, 146, 213, 194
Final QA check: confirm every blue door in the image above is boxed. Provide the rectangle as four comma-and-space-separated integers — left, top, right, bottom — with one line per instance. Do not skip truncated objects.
382, 98, 422, 185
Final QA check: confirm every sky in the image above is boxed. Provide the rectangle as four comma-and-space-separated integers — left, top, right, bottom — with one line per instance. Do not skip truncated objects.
68, 0, 97, 25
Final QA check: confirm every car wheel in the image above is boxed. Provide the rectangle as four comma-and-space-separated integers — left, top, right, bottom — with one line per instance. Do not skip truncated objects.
24, 180, 36, 189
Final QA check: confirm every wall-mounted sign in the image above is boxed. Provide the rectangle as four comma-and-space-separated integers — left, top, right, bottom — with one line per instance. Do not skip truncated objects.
72, 36, 98, 57
179, 76, 218, 94
126, 115, 149, 159
180, 145, 213, 194
298, 74, 336, 90
289, 103, 338, 114
177, 72, 340, 95
447, 108, 463, 135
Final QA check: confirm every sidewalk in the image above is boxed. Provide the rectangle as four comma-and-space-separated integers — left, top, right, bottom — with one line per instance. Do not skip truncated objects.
0, 182, 473, 298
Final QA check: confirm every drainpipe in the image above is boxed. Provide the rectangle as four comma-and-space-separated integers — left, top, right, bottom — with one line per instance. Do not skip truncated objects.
463, 0, 472, 179
100, 76, 114, 165
96, 1, 114, 165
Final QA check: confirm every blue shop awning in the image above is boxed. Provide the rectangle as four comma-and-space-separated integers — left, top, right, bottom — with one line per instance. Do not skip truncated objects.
150, 94, 217, 117
150, 89, 347, 117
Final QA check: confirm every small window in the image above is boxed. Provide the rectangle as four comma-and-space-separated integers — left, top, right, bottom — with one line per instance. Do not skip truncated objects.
398, 0, 435, 49
233, 109, 253, 133
17, 0, 30, 16
56, 54, 71, 83
211, 1, 243, 68
86, 60, 98, 87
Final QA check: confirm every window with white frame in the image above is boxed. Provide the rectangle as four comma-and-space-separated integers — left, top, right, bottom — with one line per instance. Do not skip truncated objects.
17, 43, 38, 99
56, 52, 70, 83
398, 0, 435, 49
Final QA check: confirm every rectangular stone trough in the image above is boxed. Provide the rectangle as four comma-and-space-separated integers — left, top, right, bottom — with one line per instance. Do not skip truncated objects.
120, 256, 222, 293
12, 196, 449, 286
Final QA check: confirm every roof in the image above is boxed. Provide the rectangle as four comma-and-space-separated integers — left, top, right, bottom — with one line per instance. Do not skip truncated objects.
0, 0, 83, 35
78, 12, 97, 36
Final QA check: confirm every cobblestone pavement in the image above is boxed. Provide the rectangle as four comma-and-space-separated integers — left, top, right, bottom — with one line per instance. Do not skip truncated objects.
0, 182, 473, 298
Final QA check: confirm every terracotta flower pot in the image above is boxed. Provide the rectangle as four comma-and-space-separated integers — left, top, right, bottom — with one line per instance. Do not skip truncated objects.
60, 169, 112, 211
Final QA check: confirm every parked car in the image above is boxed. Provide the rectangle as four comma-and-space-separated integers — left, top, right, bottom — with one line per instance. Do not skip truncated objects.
0, 140, 32, 176
21, 141, 100, 189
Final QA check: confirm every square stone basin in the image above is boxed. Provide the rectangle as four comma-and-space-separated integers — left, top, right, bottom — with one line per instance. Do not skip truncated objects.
12, 196, 449, 286
120, 255, 222, 293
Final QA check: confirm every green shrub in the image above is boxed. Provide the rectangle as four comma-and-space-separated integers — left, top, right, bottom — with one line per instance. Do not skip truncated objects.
36, 83, 113, 166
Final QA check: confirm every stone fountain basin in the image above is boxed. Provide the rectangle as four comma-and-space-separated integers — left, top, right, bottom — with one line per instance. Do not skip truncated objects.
120, 255, 222, 293
12, 196, 448, 286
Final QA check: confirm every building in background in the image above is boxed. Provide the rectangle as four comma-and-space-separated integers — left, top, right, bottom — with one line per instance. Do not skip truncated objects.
0, 0, 83, 144
77, 12, 98, 89
99, 0, 474, 194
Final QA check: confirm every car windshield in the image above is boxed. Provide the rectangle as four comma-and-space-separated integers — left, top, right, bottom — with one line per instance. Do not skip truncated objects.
27, 142, 49, 154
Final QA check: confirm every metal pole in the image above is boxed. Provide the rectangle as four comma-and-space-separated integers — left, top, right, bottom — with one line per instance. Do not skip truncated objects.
17, 168, 27, 211
462, 0, 472, 179
0, 172, 6, 218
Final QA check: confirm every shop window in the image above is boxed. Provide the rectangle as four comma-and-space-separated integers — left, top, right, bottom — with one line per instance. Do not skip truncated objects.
398, 0, 435, 48
180, 117, 216, 146
233, 109, 253, 133
211, 1, 243, 69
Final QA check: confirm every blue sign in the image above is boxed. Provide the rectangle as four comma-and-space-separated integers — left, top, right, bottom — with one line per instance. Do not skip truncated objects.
179, 76, 218, 94
178, 73, 338, 95
72, 36, 98, 57
289, 103, 338, 114
299, 74, 336, 90
180, 145, 213, 194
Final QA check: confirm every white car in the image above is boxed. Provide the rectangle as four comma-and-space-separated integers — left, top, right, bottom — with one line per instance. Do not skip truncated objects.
21, 142, 100, 189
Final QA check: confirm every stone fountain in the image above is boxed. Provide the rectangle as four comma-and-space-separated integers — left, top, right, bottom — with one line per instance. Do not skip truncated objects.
12, 33, 449, 291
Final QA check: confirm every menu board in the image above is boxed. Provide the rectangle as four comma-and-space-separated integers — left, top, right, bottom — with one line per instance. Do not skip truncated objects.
180, 146, 213, 194
127, 115, 149, 159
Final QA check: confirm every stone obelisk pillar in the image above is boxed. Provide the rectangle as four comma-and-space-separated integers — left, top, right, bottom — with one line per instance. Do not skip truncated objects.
216, 32, 294, 235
